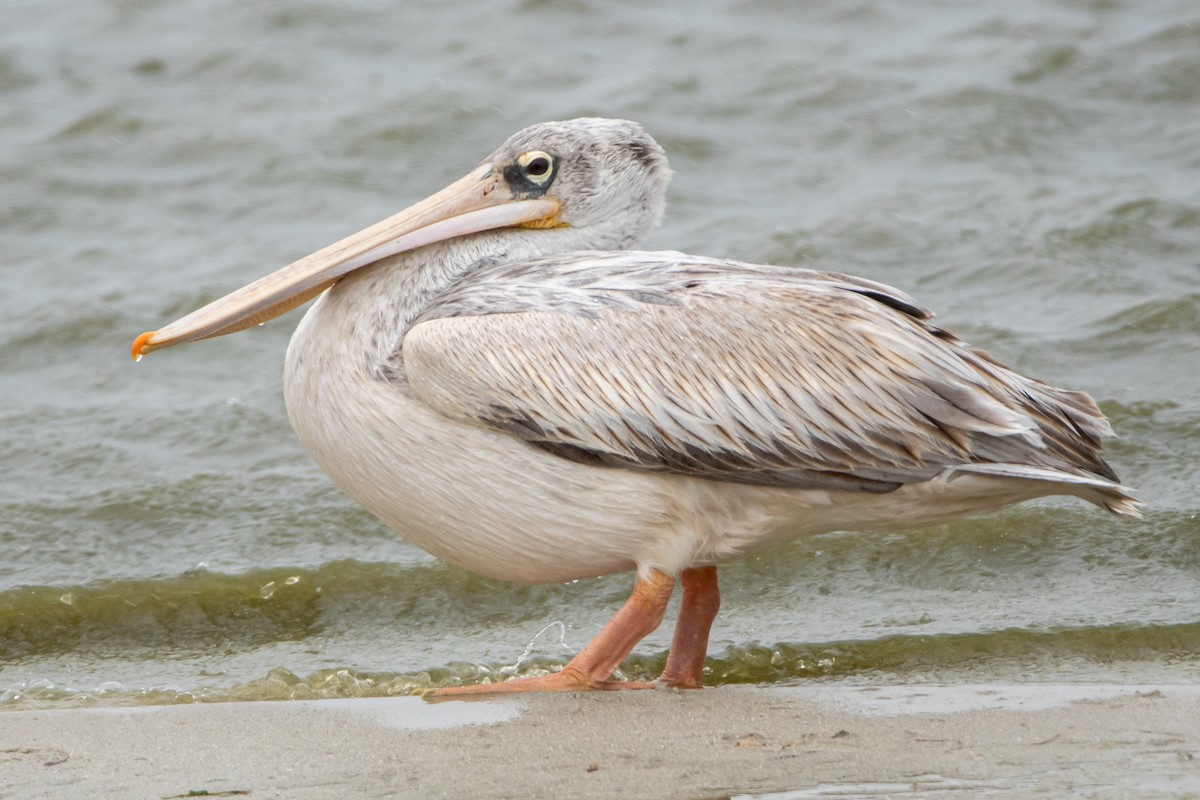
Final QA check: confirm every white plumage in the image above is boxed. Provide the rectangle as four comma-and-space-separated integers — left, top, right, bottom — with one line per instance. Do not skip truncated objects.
135, 118, 1140, 695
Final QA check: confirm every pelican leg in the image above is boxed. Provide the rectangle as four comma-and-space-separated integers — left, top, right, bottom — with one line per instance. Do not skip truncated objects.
423, 569, 675, 698
656, 566, 720, 688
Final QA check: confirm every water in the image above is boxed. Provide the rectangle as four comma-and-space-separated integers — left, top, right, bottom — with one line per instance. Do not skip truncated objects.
2, 0, 1198, 708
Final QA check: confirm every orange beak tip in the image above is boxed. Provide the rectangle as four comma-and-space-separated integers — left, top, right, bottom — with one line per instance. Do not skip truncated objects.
131, 330, 156, 362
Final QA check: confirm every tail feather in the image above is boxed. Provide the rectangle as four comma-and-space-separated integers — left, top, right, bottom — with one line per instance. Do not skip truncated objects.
947, 463, 1144, 518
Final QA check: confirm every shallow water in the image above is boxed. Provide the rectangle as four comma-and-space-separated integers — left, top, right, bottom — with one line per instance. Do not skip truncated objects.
2, 0, 1198, 708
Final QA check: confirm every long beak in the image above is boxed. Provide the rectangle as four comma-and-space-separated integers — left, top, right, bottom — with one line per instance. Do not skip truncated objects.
132, 163, 561, 359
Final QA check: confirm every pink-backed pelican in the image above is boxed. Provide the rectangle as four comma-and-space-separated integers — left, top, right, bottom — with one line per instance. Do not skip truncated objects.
133, 118, 1140, 696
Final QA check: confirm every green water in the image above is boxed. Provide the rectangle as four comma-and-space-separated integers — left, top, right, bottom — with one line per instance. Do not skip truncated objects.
2, 0, 1198, 708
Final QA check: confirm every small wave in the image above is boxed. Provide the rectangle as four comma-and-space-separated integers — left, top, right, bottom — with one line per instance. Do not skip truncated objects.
0, 566, 326, 662
0, 560, 564, 663
4, 620, 1198, 710
0, 561, 468, 662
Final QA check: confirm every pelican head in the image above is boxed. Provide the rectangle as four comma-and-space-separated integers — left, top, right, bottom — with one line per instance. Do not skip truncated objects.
132, 118, 671, 359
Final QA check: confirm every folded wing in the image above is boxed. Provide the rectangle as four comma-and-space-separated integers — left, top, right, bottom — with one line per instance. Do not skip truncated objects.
399, 252, 1123, 499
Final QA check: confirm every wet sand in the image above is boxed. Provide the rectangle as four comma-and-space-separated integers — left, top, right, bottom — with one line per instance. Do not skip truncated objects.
4, 684, 1198, 799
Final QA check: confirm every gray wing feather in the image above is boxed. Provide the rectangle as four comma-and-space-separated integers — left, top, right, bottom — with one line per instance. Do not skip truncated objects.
399, 252, 1119, 494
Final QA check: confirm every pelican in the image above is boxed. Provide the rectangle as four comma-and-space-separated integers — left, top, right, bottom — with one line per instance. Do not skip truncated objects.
133, 118, 1140, 696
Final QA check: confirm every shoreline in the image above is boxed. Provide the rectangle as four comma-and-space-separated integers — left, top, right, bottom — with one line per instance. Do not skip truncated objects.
4, 683, 1199, 799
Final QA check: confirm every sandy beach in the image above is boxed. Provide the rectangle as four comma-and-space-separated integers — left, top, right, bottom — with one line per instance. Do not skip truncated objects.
4, 683, 1198, 799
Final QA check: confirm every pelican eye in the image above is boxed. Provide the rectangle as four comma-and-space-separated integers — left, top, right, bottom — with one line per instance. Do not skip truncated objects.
518, 151, 554, 182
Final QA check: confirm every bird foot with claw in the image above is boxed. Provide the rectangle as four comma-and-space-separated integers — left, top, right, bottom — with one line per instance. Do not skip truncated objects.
419, 669, 662, 700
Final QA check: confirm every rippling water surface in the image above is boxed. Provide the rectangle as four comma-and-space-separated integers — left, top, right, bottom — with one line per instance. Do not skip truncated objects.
2, 0, 1198, 708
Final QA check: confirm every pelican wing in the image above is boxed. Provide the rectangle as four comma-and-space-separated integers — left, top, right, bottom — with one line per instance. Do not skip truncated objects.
399, 252, 1118, 494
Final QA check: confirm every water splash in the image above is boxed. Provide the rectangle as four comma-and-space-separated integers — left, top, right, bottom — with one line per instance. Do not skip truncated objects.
503, 621, 570, 677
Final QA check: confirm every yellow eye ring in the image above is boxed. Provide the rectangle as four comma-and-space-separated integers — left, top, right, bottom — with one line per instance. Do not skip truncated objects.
518, 151, 554, 183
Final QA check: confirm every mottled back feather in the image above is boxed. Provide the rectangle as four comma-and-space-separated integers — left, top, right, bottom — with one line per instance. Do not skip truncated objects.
397, 251, 1119, 494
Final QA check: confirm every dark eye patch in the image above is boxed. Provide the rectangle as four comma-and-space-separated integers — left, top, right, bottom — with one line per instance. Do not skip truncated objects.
503, 153, 558, 196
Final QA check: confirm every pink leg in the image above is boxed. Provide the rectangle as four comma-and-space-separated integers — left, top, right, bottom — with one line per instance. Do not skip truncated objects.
656, 566, 720, 688
424, 569, 676, 698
